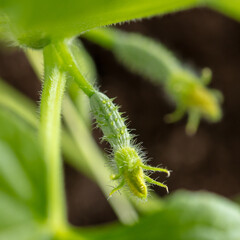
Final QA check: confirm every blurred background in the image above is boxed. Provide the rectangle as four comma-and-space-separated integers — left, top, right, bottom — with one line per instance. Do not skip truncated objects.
0, 7, 240, 227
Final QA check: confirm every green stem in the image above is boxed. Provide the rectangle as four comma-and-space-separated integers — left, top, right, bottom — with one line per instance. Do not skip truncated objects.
25, 48, 93, 177
26, 46, 138, 224
83, 28, 180, 82
40, 43, 67, 231
54, 41, 95, 97
83, 28, 115, 49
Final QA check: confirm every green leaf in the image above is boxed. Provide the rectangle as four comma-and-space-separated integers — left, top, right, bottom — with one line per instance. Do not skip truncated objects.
206, 0, 240, 21
0, 108, 50, 239
1, 0, 240, 49
0, 0, 200, 48
81, 191, 240, 240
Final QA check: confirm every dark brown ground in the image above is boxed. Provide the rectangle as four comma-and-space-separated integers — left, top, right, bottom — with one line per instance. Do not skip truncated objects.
0, 8, 240, 226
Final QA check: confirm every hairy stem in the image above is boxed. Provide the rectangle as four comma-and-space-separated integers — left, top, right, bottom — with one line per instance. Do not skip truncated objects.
40, 43, 67, 231
54, 40, 95, 97
26, 48, 138, 224
25, 49, 93, 177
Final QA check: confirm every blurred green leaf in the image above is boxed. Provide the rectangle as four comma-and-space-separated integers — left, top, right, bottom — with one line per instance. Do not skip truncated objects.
81, 191, 240, 240
206, 0, 240, 21
0, 109, 50, 239
0, 0, 200, 48
1, 0, 240, 49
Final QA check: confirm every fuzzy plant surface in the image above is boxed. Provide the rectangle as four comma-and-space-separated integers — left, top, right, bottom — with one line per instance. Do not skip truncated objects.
90, 91, 170, 198
0, 1, 240, 240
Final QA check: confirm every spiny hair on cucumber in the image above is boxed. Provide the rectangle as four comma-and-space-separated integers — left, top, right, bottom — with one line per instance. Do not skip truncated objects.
90, 91, 131, 149
90, 90, 170, 199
